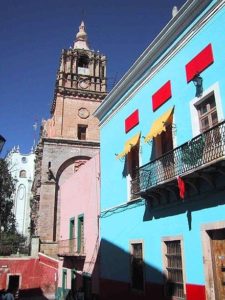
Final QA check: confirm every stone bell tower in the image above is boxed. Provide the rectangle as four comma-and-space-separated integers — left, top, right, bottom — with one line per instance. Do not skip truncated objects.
51, 21, 107, 140
32, 21, 107, 256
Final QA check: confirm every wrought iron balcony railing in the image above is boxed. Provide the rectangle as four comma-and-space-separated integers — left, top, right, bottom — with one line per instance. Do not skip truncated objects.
132, 121, 225, 195
58, 238, 85, 256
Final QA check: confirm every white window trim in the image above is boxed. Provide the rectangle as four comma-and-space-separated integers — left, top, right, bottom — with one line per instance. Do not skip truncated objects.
190, 82, 224, 137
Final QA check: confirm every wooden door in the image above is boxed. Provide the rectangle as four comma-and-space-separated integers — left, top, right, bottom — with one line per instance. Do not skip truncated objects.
209, 229, 225, 300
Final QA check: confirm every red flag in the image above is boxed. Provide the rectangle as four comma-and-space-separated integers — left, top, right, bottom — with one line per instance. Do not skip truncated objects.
177, 176, 185, 199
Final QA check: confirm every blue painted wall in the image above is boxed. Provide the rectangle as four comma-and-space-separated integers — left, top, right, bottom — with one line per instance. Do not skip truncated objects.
99, 1, 225, 287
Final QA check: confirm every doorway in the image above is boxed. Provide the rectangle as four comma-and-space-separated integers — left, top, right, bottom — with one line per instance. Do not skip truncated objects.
83, 276, 91, 300
7, 275, 20, 295
208, 228, 225, 300
202, 222, 225, 300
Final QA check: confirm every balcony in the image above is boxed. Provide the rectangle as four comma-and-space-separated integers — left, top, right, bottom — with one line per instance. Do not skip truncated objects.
132, 121, 225, 204
58, 238, 85, 258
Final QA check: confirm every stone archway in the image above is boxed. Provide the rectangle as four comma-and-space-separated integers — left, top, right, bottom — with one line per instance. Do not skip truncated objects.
53, 156, 90, 241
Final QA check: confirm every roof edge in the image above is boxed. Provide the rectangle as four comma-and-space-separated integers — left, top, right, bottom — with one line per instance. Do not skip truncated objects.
94, 0, 213, 121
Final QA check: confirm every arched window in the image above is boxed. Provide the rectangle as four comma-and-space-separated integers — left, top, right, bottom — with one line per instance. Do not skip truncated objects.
19, 170, 26, 178
21, 156, 27, 163
78, 55, 89, 68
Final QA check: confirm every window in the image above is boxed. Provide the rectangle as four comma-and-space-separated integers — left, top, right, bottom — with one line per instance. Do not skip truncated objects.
78, 55, 89, 68
196, 93, 218, 132
196, 93, 221, 152
155, 119, 173, 158
127, 144, 139, 179
127, 143, 139, 199
101, 66, 105, 78
78, 55, 90, 75
163, 239, 185, 299
71, 270, 76, 294
155, 122, 174, 180
19, 170, 26, 178
77, 125, 87, 140
190, 83, 223, 137
62, 269, 67, 291
78, 215, 84, 253
69, 218, 75, 239
130, 242, 144, 291
21, 157, 27, 163
69, 218, 75, 253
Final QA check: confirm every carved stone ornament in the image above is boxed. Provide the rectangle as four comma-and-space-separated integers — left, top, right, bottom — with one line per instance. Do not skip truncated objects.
78, 108, 90, 119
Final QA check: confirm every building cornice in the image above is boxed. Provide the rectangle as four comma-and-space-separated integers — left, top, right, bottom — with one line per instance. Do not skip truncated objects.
50, 87, 107, 114
42, 137, 100, 148
94, 0, 214, 123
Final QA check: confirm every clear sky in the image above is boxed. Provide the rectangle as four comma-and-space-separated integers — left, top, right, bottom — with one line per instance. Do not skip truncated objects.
0, 0, 186, 156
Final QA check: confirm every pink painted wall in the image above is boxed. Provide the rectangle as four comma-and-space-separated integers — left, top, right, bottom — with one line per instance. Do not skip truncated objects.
59, 153, 100, 293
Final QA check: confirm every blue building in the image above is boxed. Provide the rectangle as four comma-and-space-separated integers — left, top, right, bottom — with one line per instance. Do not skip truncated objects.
95, 1, 225, 300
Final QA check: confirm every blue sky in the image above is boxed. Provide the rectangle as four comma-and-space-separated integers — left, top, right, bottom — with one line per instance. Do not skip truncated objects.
0, 0, 186, 156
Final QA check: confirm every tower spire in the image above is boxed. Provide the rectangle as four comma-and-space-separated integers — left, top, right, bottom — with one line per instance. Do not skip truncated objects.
73, 21, 90, 50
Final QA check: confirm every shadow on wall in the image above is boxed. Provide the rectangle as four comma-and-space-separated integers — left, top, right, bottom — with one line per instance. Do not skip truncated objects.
143, 181, 225, 232
94, 238, 176, 300
16, 288, 49, 300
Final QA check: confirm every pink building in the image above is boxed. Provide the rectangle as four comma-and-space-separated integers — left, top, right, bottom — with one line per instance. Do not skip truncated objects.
57, 154, 100, 300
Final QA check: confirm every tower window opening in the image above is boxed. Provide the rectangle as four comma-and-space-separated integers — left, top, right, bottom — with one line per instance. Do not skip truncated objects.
78, 124, 87, 140
19, 170, 27, 178
78, 55, 89, 68
101, 66, 105, 78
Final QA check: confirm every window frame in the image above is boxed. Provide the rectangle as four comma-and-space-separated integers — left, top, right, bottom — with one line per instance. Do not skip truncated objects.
129, 240, 145, 293
161, 236, 186, 299
126, 141, 141, 201
154, 116, 174, 159
77, 214, 84, 253
62, 269, 67, 291
69, 217, 75, 240
196, 92, 218, 132
190, 82, 223, 137
78, 54, 89, 69
77, 124, 87, 140
19, 170, 27, 178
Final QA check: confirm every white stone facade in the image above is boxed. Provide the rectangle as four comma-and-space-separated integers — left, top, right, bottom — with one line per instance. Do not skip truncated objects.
6, 146, 35, 239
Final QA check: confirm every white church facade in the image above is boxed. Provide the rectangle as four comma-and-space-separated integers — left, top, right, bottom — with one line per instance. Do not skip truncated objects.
6, 146, 35, 239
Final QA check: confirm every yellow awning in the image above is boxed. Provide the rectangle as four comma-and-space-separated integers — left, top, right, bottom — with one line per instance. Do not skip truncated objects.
144, 107, 174, 143
116, 132, 140, 159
